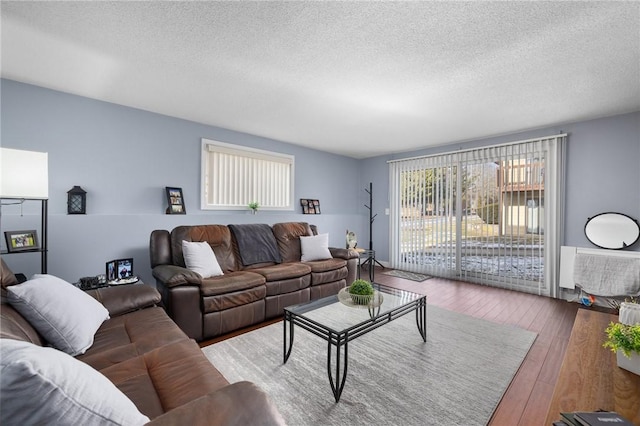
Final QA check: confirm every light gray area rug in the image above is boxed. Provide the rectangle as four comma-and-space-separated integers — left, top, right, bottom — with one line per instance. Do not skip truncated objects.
202, 305, 536, 426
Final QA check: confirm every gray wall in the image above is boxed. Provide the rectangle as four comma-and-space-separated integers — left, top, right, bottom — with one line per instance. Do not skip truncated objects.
1, 79, 365, 283
360, 111, 640, 262
2, 79, 638, 284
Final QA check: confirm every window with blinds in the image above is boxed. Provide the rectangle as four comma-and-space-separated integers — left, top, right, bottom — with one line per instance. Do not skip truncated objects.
389, 135, 566, 297
201, 139, 294, 210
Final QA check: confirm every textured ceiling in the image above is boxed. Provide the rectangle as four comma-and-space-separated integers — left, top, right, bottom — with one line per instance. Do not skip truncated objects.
2, 1, 639, 159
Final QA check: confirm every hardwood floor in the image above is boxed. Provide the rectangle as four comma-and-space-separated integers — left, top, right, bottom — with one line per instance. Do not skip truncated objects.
201, 268, 607, 426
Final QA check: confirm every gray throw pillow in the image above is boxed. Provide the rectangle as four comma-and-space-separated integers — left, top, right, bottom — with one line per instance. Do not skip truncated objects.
7, 274, 110, 356
300, 233, 332, 261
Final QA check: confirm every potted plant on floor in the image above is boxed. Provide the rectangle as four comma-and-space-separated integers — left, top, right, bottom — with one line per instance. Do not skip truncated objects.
348, 279, 374, 305
604, 299, 640, 376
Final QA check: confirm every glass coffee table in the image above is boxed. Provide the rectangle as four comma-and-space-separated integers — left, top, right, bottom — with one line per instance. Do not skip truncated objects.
283, 284, 427, 402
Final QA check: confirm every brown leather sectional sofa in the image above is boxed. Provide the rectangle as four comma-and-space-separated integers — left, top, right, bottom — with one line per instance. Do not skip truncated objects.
150, 222, 358, 341
0, 260, 285, 425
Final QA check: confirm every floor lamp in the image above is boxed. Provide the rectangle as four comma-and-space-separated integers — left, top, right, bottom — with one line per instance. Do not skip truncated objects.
0, 148, 49, 273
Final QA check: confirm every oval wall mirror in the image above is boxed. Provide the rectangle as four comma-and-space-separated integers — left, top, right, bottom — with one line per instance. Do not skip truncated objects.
584, 212, 640, 250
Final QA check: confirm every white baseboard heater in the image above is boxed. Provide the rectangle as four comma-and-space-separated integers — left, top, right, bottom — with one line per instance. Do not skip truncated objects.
560, 245, 640, 296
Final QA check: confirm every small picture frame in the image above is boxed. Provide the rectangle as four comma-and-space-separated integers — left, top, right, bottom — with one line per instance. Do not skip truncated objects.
165, 187, 186, 214
4, 230, 39, 252
106, 258, 134, 282
300, 199, 321, 214
106, 260, 117, 282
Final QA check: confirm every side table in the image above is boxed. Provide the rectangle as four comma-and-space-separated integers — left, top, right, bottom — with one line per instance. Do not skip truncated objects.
74, 275, 141, 291
356, 249, 376, 282
544, 309, 640, 424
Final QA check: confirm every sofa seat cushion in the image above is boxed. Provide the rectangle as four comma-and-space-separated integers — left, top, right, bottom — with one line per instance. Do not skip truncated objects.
251, 262, 312, 282
303, 258, 348, 286
99, 339, 229, 419
303, 257, 347, 273
200, 271, 265, 297
149, 381, 286, 426
310, 267, 348, 286
77, 307, 188, 370
264, 274, 311, 297
202, 284, 267, 314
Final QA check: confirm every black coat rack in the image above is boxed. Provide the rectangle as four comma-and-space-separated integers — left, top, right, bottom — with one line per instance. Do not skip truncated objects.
361, 182, 384, 275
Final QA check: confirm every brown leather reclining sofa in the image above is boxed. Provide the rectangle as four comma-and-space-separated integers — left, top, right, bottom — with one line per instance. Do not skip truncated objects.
0, 259, 285, 425
150, 222, 358, 341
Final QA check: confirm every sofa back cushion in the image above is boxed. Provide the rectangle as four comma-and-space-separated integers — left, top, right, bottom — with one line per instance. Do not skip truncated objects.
171, 225, 239, 272
1, 258, 19, 298
0, 302, 45, 345
272, 222, 313, 263
0, 259, 44, 345
229, 224, 282, 268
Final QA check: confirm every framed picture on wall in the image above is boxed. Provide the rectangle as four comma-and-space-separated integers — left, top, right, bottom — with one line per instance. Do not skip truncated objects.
300, 199, 321, 214
165, 187, 186, 214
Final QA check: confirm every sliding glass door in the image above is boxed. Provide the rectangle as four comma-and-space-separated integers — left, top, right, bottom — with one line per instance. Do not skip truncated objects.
389, 135, 565, 297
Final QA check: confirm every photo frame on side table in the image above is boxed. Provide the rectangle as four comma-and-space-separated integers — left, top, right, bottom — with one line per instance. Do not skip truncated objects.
106, 258, 134, 282
165, 187, 186, 214
300, 199, 321, 214
4, 230, 39, 252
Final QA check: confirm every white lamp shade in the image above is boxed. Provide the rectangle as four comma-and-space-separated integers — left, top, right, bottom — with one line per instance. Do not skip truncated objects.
0, 148, 49, 199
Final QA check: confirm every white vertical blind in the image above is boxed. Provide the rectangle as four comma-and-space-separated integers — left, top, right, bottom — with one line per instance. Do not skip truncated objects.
389, 135, 566, 297
201, 139, 294, 210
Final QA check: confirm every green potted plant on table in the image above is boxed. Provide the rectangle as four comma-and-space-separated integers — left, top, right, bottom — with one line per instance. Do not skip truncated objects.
348, 279, 375, 305
604, 299, 640, 376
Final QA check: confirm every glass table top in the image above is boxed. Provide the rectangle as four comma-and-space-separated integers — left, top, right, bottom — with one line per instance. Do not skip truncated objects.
284, 284, 425, 334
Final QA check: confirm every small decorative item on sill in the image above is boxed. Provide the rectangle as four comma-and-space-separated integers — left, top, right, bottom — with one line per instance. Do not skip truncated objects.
346, 230, 357, 249
248, 201, 259, 214
67, 186, 87, 214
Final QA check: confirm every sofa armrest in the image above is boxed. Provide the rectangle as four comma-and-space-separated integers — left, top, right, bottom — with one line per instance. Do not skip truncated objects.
152, 264, 202, 288
146, 381, 286, 426
329, 247, 359, 260
86, 285, 161, 317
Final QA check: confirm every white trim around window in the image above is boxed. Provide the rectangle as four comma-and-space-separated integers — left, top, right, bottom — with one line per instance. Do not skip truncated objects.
201, 139, 295, 211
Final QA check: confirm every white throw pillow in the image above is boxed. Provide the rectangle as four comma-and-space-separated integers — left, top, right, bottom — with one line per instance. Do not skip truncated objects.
182, 240, 224, 278
7, 274, 110, 356
0, 339, 150, 426
300, 233, 332, 261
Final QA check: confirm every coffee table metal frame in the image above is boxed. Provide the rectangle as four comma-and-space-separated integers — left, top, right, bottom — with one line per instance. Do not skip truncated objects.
283, 284, 427, 402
